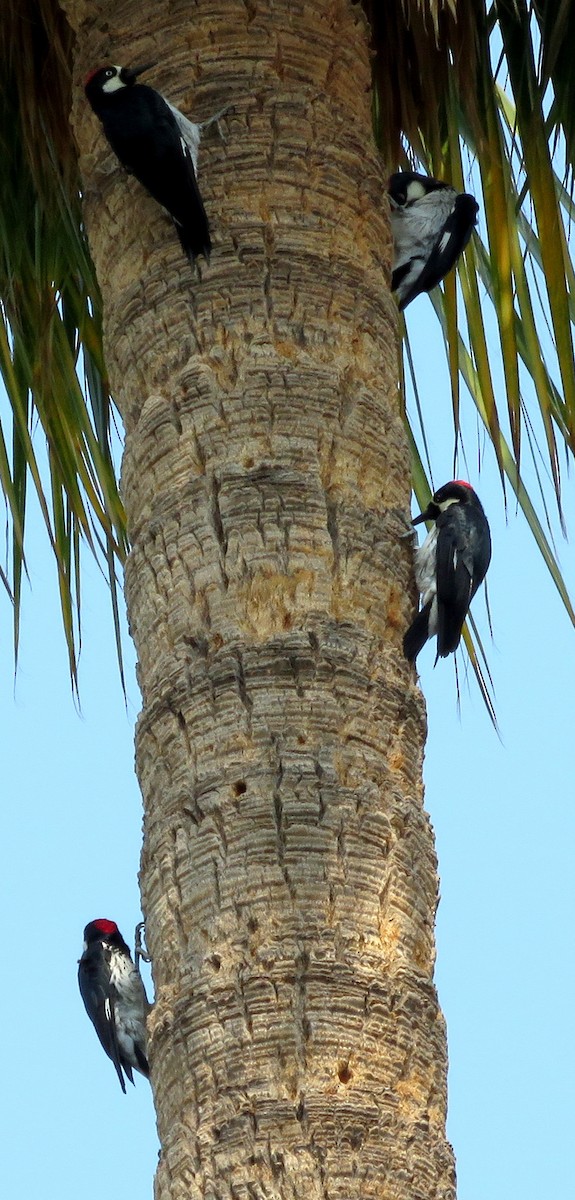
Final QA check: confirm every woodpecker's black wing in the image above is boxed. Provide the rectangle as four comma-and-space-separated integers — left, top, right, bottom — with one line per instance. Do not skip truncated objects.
411, 193, 478, 302
95, 83, 211, 262
434, 506, 481, 657
78, 946, 130, 1093
392, 192, 478, 309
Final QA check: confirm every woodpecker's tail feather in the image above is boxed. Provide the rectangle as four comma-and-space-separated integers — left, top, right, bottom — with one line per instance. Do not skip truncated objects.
403, 601, 431, 663
174, 217, 211, 265
115, 1063, 128, 1094
134, 1042, 150, 1077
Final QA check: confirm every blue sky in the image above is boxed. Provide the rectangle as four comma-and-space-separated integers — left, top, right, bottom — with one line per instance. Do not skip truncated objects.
1, 312, 574, 1199
428, 478, 575, 1200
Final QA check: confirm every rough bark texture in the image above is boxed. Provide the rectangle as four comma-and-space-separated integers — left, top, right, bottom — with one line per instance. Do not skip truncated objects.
67, 0, 455, 1197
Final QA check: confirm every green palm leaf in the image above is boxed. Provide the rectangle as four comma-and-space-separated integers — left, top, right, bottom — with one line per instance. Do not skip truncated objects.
0, 0, 127, 688
371, 0, 575, 717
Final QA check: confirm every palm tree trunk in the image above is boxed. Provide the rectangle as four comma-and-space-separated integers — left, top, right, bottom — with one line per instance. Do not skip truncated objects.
67, 0, 454, 1195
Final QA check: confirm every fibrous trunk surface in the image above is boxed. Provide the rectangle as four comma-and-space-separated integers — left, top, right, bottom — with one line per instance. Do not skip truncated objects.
67, 0, 454, 1196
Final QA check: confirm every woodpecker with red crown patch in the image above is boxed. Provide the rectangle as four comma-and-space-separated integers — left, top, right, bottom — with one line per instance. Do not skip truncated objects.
84, 63, 217, 264
389, 171, 478, 309
78, 918, 150, 1092
403, 480, 491, 663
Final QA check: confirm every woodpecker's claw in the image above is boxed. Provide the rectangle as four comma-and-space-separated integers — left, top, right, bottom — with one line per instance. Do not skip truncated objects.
199, 104, 232, 140
134, 921, 151, 969
397, 511, 418, 538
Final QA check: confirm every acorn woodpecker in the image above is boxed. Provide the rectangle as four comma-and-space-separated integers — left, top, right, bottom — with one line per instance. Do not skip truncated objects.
389, 171, 478, 309
84, 63, 213, 263
403, 480, 491, 663
78, 918, 150, 1093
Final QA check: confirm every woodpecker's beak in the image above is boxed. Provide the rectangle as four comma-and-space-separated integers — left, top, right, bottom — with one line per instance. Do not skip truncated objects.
121, 62, 156, 84
412, 502, 434, 526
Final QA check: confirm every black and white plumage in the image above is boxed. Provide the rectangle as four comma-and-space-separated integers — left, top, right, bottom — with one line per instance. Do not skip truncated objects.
84, 63, 211, 263
78, 918, 150, 1092
403, 480, 491, 663
389, 171, 478, 309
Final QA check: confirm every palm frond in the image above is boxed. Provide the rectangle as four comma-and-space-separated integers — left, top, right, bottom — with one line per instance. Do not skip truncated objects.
0, 0, 127, 687
371, 0, 575, 719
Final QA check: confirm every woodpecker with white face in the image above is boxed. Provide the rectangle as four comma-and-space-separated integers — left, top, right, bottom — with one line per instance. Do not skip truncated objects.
403, 480, 491, 663
389, 171, 478, 309
78, 918, 150, 1093
84, 63, 212, 263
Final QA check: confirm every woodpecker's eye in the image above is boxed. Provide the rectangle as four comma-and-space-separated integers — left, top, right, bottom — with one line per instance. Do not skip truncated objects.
105, 68, 114, 78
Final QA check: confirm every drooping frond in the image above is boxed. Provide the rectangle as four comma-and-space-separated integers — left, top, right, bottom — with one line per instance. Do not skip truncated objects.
533, 0, 575, 184
370, 0, 575, 716
0, 0, 127, 689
